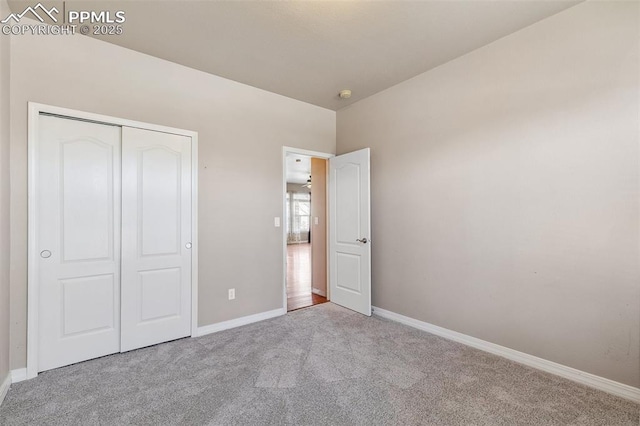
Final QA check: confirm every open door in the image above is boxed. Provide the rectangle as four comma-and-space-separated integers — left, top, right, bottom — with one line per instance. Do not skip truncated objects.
329, 148, 371, 316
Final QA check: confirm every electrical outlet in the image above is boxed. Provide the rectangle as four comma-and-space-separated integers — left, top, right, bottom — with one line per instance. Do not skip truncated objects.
228, 288, 235, 300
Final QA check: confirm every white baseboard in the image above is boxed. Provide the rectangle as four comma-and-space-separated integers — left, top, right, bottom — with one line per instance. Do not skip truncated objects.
372, 306, 640, 403
312, 288, 326, 297
196, 308, 286, 337
0, 372, 10, 406
10, 368, 27, 384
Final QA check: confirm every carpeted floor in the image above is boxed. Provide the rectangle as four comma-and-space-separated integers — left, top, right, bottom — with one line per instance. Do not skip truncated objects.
0, 303, 637, 425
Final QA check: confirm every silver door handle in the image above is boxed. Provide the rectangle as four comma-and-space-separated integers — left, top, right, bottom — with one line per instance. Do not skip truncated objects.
356, 238, 369, 244
185, 242, 192, 249
40, 250, 52, 258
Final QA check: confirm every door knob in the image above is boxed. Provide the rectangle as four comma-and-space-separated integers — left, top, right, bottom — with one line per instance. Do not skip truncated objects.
40, 250, 52, 258
356, 238, 368, 244
185, 242, 192, 249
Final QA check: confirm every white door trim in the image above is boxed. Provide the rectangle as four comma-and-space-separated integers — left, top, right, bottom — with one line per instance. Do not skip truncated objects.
282, 147, 333, 312
27, 102, 199, 379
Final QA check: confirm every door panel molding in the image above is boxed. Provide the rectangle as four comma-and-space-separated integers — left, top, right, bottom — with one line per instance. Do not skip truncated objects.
27, 102, 199, 379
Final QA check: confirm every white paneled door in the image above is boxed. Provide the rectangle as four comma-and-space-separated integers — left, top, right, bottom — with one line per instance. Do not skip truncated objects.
36, 114, 193, 372
37, 115, 122, 372
329, 148, 371, 316
120, 127, 192, 352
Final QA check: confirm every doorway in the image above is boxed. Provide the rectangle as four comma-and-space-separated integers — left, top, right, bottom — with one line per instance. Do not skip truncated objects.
282, 145, 372, 317
283, 149, 331, 311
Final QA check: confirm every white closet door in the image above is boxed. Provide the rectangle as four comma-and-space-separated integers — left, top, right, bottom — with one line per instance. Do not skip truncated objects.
120, 127, 192, 352
37, 115, 121, 372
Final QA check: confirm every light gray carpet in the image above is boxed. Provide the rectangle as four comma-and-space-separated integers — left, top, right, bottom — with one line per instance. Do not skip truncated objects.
0, 303, 637, 425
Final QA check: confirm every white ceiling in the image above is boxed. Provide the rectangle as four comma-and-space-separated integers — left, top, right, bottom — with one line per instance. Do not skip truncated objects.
14, 1, 581, 110
286, 154, 311, 185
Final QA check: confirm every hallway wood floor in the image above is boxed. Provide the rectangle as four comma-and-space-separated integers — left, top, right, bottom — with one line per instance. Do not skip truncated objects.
287, 243, 328, 311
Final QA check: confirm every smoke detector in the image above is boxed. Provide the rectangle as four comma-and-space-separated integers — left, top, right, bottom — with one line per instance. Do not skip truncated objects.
339, 89, 352, 99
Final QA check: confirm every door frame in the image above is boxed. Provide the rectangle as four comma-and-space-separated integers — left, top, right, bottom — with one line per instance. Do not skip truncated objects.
282, 147, 333, 312
27, 102, 199, 379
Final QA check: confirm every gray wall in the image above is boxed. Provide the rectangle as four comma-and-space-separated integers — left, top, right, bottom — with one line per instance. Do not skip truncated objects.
0, 0, 11, 386
337, 1, 639, 387
9, 26, 335, 369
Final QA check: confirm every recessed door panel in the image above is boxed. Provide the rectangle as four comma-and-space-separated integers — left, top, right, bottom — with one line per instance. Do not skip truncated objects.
139, 268, 182, 322
121, 127, 192, 352
61, 274, 115, 336
140, 148, 181, 257
336, 253, 361, 294
61, 139, 114, 262
37, 115, 121, 372
335, 163, 361, 245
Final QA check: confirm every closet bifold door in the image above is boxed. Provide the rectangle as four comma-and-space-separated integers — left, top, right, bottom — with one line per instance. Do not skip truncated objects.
37, 115, 122, 372
120, 127, 192, 352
